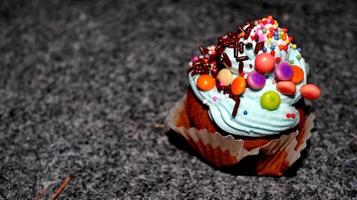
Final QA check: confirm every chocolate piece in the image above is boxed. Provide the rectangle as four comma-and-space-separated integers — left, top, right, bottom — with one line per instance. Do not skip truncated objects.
244, 23, 254, 39
221, 52, 232, 68
239, 42, 244, 54
232, 97, 240, 117
236, 56, 249, 61
199, 46, 208, 55
254, 42, 264, 54
239, 62, 244, 74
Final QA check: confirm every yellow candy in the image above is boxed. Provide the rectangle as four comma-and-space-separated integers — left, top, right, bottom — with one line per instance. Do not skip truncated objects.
260, 91, 281, 111
217, 69, 233, 86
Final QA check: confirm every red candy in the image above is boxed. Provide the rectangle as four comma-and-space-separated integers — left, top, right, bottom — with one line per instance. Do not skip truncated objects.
254, 53, 276, 74
277, 81, 296, 95
300, 84, 321, 100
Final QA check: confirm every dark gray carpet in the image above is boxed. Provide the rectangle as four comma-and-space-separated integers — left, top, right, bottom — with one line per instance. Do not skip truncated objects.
0, 0, 356, 199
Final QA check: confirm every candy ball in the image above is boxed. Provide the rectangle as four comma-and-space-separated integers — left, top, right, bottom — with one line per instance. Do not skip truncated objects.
277, 81, 296, 95
247, 71, 266, 90
255, 53, 276, 74
260, 91, 281, 111
196, 74, 215, 91
217, 69, 233, 86
291, 65, 304, 84
301, 84, 321, 100
275, 62, 293, 81
231, 77, 246, 95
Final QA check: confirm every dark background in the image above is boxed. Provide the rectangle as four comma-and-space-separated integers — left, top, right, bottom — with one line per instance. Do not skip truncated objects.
0, 0, 356, 199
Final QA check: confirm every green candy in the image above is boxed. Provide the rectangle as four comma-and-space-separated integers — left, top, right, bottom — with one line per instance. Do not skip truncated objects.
260, 91, 281, 111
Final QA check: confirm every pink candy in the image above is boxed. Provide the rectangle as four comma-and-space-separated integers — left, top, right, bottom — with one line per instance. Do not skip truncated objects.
247, 71, 266, 90
275, 62, 293, 81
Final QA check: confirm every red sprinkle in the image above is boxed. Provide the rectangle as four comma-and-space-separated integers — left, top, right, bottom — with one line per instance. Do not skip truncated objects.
276, 57, 281, 63
291, 113, 296, 118
286, 114, 291, 118
270, 50, 275, 56
289, 36, 294, 42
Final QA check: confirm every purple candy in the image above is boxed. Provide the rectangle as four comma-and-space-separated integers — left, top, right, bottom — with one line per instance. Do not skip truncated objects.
247, 71, 266, 90
275, 62, 293, 81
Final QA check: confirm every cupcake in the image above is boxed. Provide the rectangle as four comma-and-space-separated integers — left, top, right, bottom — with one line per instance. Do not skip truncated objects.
167, 16, 320, 176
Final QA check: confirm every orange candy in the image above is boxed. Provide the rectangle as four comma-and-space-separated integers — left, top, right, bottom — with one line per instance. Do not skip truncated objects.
301, 84, 321, 100
196, 74, 216, 91
231, 77, 246, 95
291, 65, 304, 84
277, 81, 296, 95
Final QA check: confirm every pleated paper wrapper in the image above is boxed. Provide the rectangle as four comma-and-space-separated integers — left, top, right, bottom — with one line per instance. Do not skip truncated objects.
166, 95, 315, 176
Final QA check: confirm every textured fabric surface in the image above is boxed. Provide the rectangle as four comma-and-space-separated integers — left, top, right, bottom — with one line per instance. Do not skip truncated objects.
0, 0, 356, 199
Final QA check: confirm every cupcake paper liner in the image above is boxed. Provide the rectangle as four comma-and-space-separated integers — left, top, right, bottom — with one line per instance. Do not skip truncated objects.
166, 95, 315, 176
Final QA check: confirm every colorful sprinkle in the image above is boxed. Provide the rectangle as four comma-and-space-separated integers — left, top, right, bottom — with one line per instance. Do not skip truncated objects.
286, 113, 296, 119
212, 96, 218, 101
275, 57, 281, 63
